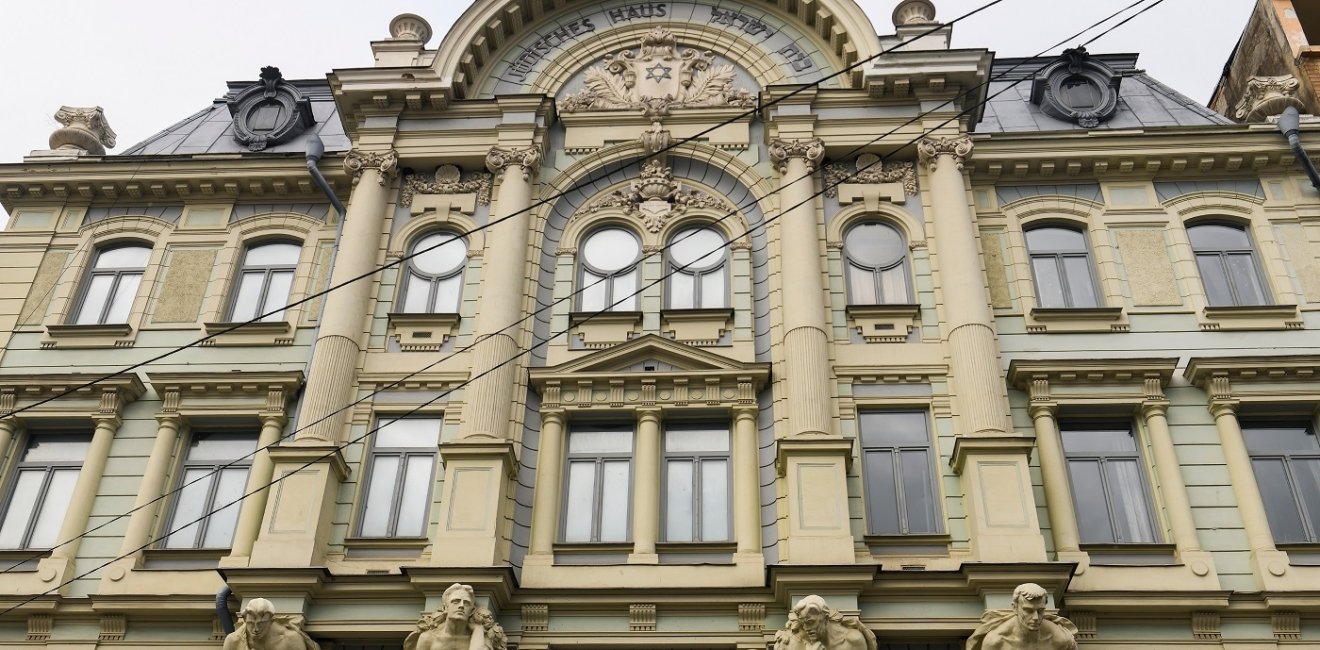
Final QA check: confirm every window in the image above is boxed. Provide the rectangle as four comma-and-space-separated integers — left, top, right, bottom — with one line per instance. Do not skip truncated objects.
579, 228, 640, 312
859, 411, 941, 535
663, 424, 730, 542
667, 227, 727, 309
844, 222, 910, 304
1025, 226, 1101, 308
1060, 422, 1159, 544
358, 417, 442, 538
1243, 420, 1320, 544
400, 232, 467, 313
1187, 223, 1270, 306
73, 244, 150, 324
162, 432, 257, 549
228, 241, 300, 322
0, 434, 89, 549
562, 424, 632, 543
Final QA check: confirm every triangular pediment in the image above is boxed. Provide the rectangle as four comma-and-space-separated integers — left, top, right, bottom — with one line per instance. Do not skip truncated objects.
534, 334, 763, 377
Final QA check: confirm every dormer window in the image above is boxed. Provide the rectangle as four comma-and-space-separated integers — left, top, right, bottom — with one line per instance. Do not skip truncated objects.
1031, 47, 1122, 128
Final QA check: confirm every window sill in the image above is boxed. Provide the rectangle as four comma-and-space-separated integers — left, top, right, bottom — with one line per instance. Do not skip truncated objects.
343, 536, 429, 559
0, 549, 49, 572
1026, 306, 1127, 333
387, 312, 460, 351
1079, 542, 1177, 566
42, 323, 135, 349
656, 541, 736, 552
569, 311, 642, 349
864, 533, 950, 556
845, 304, 920, 343
201, 321, 294, 346
1200, 304, 1302, 331
141, 548, 227, 570
660, 308, 734, 346
1278, 543, 1320, 566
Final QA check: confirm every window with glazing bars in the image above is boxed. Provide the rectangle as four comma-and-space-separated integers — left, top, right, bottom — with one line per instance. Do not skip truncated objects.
162, 431, 257, 549
1060, 421, 1160, 544
357, 417, 442, 538
0, 434, 89, 549
562, 425, 632, 543
1243, 419, 1320, 544
859, 411, 941, 535
662, 424, 730, 542
73, 245, 150, 324
1024, 226, 1101, 308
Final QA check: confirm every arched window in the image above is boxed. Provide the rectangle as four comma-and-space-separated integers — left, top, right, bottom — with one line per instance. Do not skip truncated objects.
1187, 222, 1271, 306
73, 244, 151, 324
578, 227, 640, 312
1025, 226, 1101, 308
844, 221, 910, 305
228, 241, 300, 322
399, 232, 467, 313
667, 226, 727, 309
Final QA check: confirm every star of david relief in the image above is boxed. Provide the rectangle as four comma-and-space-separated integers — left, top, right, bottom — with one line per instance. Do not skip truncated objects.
560, 27, 756, 116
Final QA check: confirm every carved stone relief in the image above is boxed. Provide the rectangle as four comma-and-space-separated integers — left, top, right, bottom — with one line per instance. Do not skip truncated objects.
228, 67, 316, 152
823, 154, 917, 198
402, 165, 493, 206
560, 26, 757, 116
578, 160, 732, 232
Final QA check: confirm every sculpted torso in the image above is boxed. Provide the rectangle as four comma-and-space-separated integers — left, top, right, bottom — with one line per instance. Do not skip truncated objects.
412, 624, 483, 650
223, 623, 315, 650
779, 622, 872, 650
981, 620, 1076, 650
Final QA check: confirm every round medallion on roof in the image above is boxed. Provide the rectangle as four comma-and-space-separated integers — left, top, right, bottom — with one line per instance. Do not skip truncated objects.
227, 67, 316, 152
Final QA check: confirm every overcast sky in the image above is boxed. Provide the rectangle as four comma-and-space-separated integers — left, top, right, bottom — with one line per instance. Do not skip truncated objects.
0, 0, 1252, 197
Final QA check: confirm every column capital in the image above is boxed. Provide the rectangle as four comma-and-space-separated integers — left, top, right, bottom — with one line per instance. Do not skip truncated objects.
1209, 398, 1240, 419
486, 145, 542, 181
1027, 401, 1058, 419
916, 135, 974, 171
153, 413, 183, 428
732, 405, 759, 422
344, 149, 399, 186
768, 137, 824, 174
1140, 399, 1171, 418
541, 409, 567, 426
91, 414, 123, 430
637, 407, 664, 422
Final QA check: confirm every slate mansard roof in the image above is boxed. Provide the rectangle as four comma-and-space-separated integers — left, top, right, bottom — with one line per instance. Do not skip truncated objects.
975, 53, 1233, 133
120, 79, 350, 156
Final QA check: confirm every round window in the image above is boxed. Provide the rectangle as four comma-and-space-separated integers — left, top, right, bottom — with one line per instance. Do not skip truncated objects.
844, 222, 906, 268
582, 228, 640, 272
411, 232, 468, 276
668, 227, 726, 270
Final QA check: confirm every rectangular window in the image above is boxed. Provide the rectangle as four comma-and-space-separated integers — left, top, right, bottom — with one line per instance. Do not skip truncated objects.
663, 424, 730, 542
562, 424, 632, 543
162, 431, 258, 549
0, 434, 90, 549
358, 417, 442, 538
859, 411, 941, 535
1060, 422, 1159, 544
1242, 420, 1320, 544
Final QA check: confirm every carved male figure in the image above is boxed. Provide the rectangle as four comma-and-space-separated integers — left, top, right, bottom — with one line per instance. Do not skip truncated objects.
223, 598, 318, 650
966, 583, 1077, 650
774, 595, 877, 650
404, 583, 507, 650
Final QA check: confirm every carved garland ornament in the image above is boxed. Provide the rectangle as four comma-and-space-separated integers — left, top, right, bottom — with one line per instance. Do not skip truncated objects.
402, 164, 493, 206
344, 149, 399, 185
768, 138, 825, 174
823, 154, 917, 197
560, 26, 757, 116
486, 146, 543, 182
916, 135, 974, 171
580, 160, 732, 233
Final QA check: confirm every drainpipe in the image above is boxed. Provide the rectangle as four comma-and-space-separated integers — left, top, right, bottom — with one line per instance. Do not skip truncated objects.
216, 585, 235, 635
1278, 106, 1320, 190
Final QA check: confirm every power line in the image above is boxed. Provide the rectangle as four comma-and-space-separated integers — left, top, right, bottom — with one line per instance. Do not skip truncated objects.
0, 0, 1172, 611
0, 0, 1157, 576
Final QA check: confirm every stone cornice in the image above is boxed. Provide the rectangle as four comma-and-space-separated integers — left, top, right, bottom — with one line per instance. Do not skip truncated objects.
145, 371, 304, 418
1007, 358, 1180, 390
0, 374, 146, 418
1184, 356, 1320, 394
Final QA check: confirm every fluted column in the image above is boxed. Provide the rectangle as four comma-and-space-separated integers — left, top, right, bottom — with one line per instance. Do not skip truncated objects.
918, 136, 1008, 436
229, 413, 287, 557
116, 414, 182, 560
768, 138, 831, 437
732, 406, 761, 555
460, 145, 542, 440
51, 413, 120, 562
630, 408, 662, 563
296, 149, 397, 443
1141, 399, 1203, 554
1210, 399, 1277, 553
1029, 401, 1080, 554
529, 410, 566, 556
0, 418, 16, 470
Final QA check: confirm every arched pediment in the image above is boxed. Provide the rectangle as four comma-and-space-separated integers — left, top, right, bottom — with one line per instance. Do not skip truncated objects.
434, 0, 882, 100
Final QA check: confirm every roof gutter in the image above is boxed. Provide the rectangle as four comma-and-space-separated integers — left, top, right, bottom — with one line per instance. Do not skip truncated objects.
1278, 106, 1320, 190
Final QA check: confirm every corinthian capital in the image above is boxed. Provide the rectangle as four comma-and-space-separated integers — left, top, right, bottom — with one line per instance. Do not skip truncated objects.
344, 149, 399, 186
486, 145, 543, 182
916, 135, 974, 171
768, 138, 825, 174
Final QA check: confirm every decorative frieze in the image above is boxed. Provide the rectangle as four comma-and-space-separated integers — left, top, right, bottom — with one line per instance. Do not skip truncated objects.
737, 603, 765, 632
99, 614, 127, 642
27, 614, 52, 642
823, 154, 917, 197
768, 137, 825, 174
917, 135, 974, 171
344, 149, 399, 185
629, 603, 656, 632
486, 146, 542, 181
402, 165, 493, 206
1191, 611, 1220, 641
1272, 611, 1301, 641
522, 604, 549, 632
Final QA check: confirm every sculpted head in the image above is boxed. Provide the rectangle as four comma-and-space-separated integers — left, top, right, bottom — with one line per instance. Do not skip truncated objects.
242, 598, 276, 640
1011, 583, 1049, 633
442, 583, 476, 623
792, 595, 830, 640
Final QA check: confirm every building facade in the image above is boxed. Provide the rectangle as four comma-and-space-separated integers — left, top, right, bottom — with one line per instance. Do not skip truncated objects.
1, 0, 1319, 647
